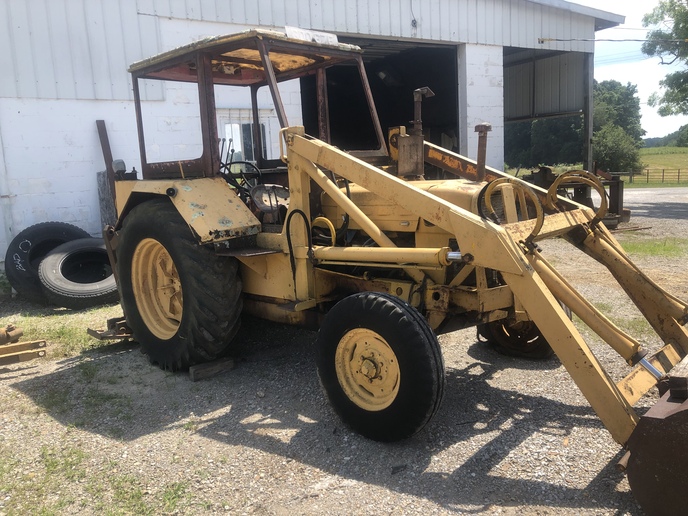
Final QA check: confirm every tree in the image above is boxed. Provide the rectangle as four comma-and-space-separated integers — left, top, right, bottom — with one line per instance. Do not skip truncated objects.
642, 1, 688, 115
593, 124, 643, 173
677, 124, 688, 146
530, 116, 583, 165
593, 80, 645, 143
504, 82, 644, 171
590, 80, 645, 172
504, 120, 533, 168
504, 116, 583, 169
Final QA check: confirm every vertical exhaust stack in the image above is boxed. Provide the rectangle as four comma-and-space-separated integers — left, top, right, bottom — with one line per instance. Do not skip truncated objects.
474, 123, 492, 182
396, 87, 434, 178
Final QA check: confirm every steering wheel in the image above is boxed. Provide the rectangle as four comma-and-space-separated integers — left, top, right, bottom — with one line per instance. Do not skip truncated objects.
220, 160, 262, 187
224, 160, 262, 188
219, 159, 263, 202
478, 177, 545, 244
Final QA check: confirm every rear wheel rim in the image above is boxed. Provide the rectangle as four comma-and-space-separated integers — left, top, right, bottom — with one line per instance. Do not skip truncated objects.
131, 238, 183, 340
335, 328, 400, 411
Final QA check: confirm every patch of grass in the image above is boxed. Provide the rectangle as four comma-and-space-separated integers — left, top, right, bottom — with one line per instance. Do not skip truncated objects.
575, 311, 656, 341
619, 317, 655, 338
0, 271, 11, 298
162, 482, 188, 512
77, 361, 99, 382
619, 237, 688, 258
0, 444, 198, 514
41, 446, 88, 481
182, 419, 198, 432
109, 474, 153, 515
39, 385, 74, 414
83, 389, 133, 419
593, 301, 614, 313
0, 299, 123, 359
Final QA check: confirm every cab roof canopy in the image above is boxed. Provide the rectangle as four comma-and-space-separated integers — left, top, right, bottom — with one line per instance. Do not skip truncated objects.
128, 28, 363, 86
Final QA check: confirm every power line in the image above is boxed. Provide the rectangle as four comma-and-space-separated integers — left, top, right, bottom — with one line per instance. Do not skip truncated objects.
539, 37, 688, 43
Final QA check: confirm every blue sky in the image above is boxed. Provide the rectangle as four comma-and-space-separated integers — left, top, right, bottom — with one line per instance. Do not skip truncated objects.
576, 0, 688, 138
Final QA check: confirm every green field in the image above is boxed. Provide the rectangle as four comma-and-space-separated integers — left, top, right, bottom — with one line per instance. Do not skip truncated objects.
639, 146, 688, 170
613, 147, 688, 186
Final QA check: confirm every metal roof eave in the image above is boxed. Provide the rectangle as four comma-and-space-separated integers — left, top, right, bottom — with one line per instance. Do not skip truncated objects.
528, 0, 625, 31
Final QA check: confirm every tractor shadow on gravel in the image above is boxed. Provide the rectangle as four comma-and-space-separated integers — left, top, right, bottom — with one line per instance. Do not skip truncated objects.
7, 319, 641, 514
626, 200, 688, 220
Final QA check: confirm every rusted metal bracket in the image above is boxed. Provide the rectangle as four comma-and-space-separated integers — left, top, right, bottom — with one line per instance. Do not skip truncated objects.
87, 316, 133, 341
0, 325, 47, 366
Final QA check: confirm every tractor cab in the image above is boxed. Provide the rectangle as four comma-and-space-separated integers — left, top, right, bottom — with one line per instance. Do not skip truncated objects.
123, 29, 391, 221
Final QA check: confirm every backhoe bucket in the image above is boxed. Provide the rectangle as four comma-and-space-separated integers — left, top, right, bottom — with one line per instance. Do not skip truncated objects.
625, 387, 688, 515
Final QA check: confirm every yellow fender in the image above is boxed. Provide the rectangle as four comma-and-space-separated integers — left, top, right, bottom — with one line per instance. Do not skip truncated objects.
114, 177, 260, 244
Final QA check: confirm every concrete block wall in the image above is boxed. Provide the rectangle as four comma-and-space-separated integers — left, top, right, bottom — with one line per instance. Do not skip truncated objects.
0, 98, 141, 245
458, 44, 504, 170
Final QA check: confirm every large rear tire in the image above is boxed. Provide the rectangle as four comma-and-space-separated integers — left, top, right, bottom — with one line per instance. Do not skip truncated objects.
316, 292, 445, 442
117, 199, 242, 370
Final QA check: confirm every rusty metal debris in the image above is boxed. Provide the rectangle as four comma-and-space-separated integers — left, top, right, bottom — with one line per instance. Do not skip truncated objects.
0, 324, 46, 366
86, 316, 133, 341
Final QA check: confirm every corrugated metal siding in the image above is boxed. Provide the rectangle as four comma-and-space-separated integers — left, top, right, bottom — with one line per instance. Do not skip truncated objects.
535, 53, 585, 115
504, 61, 534, 120
0, 0, 162, 100
1, 0, 602, 101
136, 0, 596, 51
504, 52, 584, 120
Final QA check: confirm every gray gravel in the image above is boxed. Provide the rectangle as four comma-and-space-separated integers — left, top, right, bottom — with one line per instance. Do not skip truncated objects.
0, 188, 686, 514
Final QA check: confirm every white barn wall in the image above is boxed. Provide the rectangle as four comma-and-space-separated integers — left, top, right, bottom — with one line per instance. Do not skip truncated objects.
0, 98, 140, 238
0, 0, 620, 263
136, 0, 597, 52
0, 0, 163, 101
0, 128, 11, 258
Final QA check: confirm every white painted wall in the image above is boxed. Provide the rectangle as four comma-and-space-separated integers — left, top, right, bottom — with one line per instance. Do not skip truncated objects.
0, 97, 140, 241
0, 125, 12, 259
458, 44, 504, 169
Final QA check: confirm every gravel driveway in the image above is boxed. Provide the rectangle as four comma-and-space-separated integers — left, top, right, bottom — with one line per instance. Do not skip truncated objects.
0, 188, 686, 515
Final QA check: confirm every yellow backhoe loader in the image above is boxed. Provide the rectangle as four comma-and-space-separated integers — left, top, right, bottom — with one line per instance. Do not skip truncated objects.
102, 29, 688, 515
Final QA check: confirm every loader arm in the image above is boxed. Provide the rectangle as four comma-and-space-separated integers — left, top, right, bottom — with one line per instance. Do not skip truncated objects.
284, 126, 688, 448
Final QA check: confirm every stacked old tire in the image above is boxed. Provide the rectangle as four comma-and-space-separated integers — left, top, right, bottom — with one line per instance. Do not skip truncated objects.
3, 222, 118, 309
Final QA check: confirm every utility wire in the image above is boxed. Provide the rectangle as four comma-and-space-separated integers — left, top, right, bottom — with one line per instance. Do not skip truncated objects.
539, 37, 688, 43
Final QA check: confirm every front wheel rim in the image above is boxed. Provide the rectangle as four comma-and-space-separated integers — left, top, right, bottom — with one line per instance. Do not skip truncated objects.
335, 328, 400, 411
131, 238, 183, 340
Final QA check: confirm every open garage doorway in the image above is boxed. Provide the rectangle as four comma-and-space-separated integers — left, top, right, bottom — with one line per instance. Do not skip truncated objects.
300, 40, 458, 152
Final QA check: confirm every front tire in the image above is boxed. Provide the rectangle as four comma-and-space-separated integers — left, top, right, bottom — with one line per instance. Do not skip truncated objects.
316, 292, 445, 442
117, 199, 242, 370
